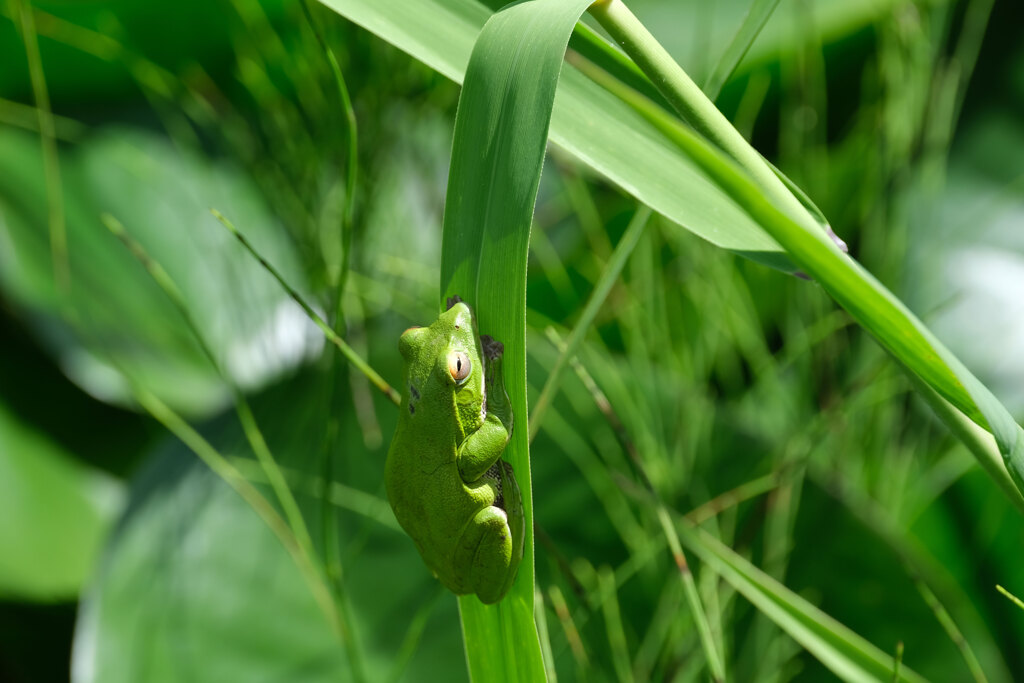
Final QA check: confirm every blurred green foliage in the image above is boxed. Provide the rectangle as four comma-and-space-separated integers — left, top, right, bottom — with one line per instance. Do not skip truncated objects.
1, 0, 1023, 681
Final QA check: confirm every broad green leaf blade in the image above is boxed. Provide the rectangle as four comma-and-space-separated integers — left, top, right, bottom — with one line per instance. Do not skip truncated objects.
74, 451, 346, 683
677, 521, 925, 683
316, 0, 792, 271
0, 127, 322, 417
439, 1, 596, 679
0, 400, 123, 600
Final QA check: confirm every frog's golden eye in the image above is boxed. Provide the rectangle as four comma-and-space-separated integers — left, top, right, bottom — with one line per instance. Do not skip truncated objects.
448, 351, 471, 384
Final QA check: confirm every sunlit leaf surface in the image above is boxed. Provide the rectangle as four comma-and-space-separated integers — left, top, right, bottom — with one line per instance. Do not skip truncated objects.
0, 128, 322, 417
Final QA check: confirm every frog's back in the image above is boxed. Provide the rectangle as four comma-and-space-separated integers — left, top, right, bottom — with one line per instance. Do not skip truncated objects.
385, 412, 495, 577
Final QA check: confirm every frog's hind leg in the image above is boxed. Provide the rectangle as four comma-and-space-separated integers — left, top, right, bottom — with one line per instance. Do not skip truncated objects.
453, 506, 514, 604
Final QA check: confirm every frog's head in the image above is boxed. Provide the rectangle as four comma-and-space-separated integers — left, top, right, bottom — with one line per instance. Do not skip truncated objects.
398, 301, 484, 419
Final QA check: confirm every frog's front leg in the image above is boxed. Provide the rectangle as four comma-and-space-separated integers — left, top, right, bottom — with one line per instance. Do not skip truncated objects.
457, 336, 513, 483
457, 414, 509, 482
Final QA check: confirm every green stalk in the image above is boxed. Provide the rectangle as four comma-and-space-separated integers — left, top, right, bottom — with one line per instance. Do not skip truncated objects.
11, 0, 68, 293
811, 466, 994, 683
212, 210, 400, 406
529, 206, 651, 441
0, 97, 86, 141
597, 567, 634, 683
655, 507, 725, 682
996, 585, 1024, 612
548, 585, 589, 672
535, 589, 559, 683
300, 0, 358, 291
912, 576, 987, 683
585, 4, 1024, 507
891, 642, 904, 683
702, 0, 781, 102
588, 0, 813, 232
295, 8, 368, 680
544, 325, 726, 680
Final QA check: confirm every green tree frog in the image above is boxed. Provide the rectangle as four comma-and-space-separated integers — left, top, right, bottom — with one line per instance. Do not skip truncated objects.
385, 297, 524, 604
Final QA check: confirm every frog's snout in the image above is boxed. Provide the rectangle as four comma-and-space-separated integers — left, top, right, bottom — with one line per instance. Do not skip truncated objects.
444, 302, 473, 331
399, 326, 424, 359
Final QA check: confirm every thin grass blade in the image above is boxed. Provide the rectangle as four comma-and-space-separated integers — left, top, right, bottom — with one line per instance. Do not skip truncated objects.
529, 206, 651, 441
676, 520, 926, 683
702, 0, 782, 101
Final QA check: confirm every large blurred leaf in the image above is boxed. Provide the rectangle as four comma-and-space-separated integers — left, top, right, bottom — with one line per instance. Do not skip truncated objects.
0, 401, 123, 600
0, 127, 322, 417
73, 448, 345, 683
317, 0, 795, 271
72, 374, 467, 683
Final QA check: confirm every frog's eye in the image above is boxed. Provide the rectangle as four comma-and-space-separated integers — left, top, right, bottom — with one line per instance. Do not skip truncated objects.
448, 351, 472, 384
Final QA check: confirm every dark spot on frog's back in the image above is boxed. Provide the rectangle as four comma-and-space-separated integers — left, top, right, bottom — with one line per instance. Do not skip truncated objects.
409, 384, 420, 414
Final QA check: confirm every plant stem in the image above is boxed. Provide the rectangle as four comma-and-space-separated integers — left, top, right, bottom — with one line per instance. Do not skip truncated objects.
300, 0, 358, 292
655, 507, 725, 682
702, 0, 781, 102
212, 209, 401, 406
12, 0, 68, 293
587, 0, 814, 232
295, 9, 369, 680
103, 215, 370, 663
529, 206, 651, 441
996, 585, 1024, 612
551, 343, 726, 678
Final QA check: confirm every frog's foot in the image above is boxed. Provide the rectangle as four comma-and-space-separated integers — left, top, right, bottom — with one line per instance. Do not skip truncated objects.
452, 506, 515, 605
446, 294, 464, 310
479, 334, 504, 361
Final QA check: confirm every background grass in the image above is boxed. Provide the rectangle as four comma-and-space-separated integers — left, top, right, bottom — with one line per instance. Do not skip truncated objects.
1, 0, 1024, 681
